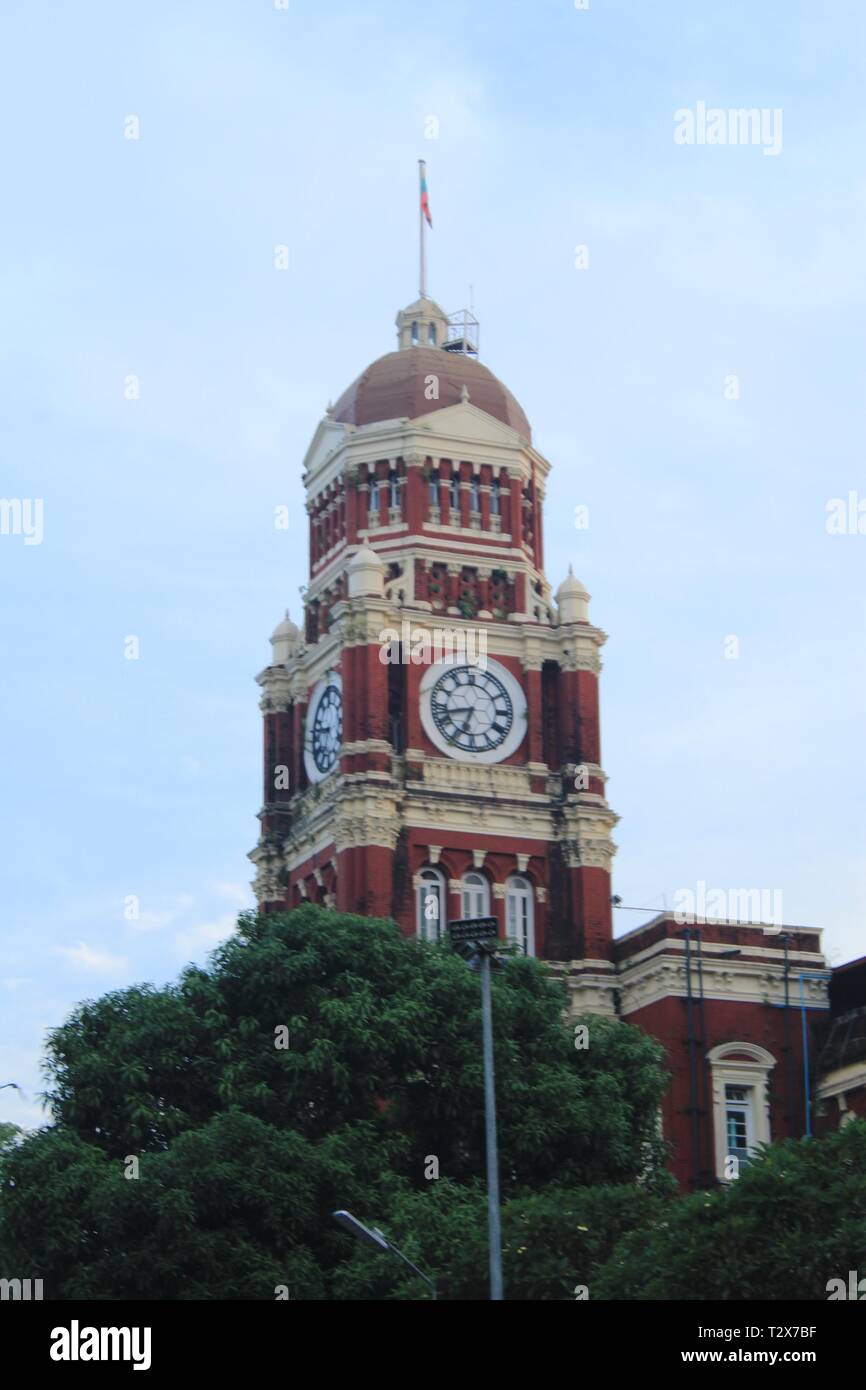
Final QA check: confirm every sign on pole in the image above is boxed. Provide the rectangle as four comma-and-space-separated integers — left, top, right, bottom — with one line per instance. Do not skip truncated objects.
448, 917, 499, 948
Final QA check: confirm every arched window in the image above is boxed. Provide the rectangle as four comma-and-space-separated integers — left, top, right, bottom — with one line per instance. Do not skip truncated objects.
411, 321, 419, 346
706, 1043, 775, 1182
505, 876, 535, 956
369, 478, 380, 519
428, 322, 437, 345
461, 871, 490, 920
416, 867, 445, 942
449, 472, 461, 512
490, 480, 500, 516
470, 478, 481, 512
428, 472, 438, 505
389, 472, 400, 508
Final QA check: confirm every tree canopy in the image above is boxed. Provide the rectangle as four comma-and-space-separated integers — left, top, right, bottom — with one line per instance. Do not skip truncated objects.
0, 905, 670, 1299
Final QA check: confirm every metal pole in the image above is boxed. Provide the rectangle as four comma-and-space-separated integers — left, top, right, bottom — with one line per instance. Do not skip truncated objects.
417, 187, 422, 298
480, 951, 503, 1300
683, 928, 701, 1188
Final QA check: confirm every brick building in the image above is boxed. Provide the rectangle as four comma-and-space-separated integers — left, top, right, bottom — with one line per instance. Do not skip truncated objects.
250, 289, 862, 1187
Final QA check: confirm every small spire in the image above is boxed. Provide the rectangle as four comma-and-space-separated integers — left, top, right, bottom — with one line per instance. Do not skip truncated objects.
460, 383, 470, 403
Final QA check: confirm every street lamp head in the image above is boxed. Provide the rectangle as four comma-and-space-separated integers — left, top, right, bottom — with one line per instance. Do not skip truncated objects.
332, 1210, 390, 1252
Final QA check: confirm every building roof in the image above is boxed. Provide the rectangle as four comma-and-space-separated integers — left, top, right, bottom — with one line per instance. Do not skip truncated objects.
332, 347, 531, 441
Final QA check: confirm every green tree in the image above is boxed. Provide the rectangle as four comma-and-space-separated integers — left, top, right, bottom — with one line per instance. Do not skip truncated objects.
332, 1180, 664, 1301
0, 906, 669, 1299
594, 1121, 866, 1300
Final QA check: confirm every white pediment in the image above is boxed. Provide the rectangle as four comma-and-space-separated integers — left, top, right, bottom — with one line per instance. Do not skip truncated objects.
302, 415, 352, 479
412, 401, 528, 448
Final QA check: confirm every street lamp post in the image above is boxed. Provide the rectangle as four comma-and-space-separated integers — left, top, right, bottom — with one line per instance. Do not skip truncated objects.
448, 916, 504, 1302
332, 1210, 438, 1300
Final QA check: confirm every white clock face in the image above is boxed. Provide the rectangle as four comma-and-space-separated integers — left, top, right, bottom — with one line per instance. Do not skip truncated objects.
419, 657, 526, 764
304, 671, 342, 783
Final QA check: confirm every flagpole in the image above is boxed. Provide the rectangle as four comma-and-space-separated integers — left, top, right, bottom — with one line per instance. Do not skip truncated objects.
419, 158, 427, 298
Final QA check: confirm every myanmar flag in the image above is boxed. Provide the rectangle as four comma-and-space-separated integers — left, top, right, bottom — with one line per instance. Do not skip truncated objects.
420, 163, 433, 228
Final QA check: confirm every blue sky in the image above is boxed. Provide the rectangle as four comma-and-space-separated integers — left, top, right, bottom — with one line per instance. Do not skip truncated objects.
2, 0, 865, 1127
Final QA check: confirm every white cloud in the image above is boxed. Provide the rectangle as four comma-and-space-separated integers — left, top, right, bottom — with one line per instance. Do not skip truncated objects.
213, 881, 252, 907
175, 914, 238, 955
55, 942, 127, 971
129, 893, 195, 933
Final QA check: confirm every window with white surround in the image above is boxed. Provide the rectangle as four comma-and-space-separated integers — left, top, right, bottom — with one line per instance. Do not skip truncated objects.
707, 1043, 775, 1181
724, 1085, 754, 1166
416, 867, 445, 943
389, 472, 400, 508
449, 473, 460, 513
470, 478, 481, 512
505, 875, 535, 955
461, 871, 490, 920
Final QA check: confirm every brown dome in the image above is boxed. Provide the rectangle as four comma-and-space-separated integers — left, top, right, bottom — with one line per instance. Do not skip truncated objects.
332, 348, 531, 441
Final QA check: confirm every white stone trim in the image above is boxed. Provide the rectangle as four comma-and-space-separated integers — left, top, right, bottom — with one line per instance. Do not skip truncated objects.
816, 1062, 866, 1103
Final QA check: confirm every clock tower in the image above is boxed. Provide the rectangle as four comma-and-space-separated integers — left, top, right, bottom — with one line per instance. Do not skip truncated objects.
250, 292, 619, 1007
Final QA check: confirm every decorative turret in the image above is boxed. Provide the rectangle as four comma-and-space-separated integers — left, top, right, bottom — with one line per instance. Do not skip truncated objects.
395, 296, 450, 351
556, 568, 590, 624
270, 611, 301, 664
347, 544, 385, 597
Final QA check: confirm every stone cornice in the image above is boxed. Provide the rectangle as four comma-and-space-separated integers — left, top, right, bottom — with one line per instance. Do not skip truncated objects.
618, 954, 831, 1015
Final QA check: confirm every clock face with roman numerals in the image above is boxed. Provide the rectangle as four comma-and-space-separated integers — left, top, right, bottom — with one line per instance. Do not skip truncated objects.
311, 683, 342, 772
419, 655, 527, 765
430, 665, 513, 753
304, 671, 343, 783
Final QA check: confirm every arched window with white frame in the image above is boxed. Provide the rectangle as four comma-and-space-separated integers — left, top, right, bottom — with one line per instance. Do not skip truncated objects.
416, 867, 445, 943
505, 875, 535, 956
461, 870, 490, 920
706, 1042, 775, 1182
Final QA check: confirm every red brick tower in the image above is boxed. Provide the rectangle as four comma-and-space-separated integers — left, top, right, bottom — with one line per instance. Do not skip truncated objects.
250, 293, 618, 988
249, 288, 839, 1191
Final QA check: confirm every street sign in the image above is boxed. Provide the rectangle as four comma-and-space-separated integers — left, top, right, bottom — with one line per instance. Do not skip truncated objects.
448, 917, 499, 946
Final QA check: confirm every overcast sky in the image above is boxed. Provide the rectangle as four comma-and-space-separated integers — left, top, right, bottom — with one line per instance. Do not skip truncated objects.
2, 0, 865, 1127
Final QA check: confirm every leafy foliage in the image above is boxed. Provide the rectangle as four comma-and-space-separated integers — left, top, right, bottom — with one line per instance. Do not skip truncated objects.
594, 1121, 866, 1300
0, 906, 668, 1298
